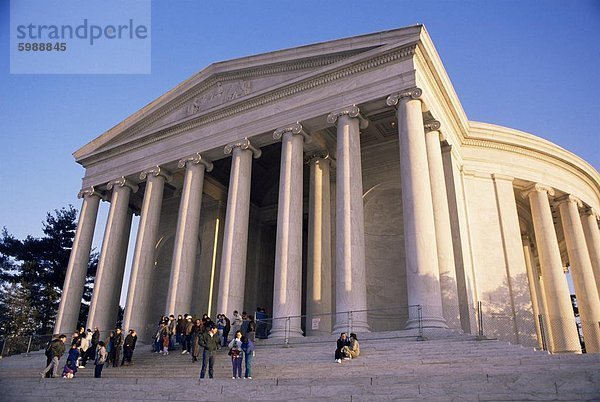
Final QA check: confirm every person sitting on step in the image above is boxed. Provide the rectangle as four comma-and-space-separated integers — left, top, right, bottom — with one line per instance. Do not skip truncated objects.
334, 332, 351, 363
341, 333, 360, 360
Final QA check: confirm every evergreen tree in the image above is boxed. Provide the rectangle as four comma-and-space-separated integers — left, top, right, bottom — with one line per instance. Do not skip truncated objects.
0, 206, 98, 336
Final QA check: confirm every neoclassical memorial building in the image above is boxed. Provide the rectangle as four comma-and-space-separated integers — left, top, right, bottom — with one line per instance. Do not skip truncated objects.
54, 26, 600, 353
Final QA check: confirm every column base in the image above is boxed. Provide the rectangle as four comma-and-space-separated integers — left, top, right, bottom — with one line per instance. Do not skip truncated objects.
268, 316, 303, 339
405, 317, 448, 330
332, 321, 370, 335
269, 327, 304, 339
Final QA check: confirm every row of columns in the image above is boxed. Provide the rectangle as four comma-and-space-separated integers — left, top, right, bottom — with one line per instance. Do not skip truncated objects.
522, 185, 600, 353
59, 87, 595, 346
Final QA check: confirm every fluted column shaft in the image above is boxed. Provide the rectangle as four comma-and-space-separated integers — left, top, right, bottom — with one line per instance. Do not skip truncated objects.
328, 106, 369, 333
388, 89, 446, 329
580, 208, 600, 295
270, 124, 309, 338
123, 167, 170, 335
217, 139, 260, 316
306, 154, 333, 336
556, 195, 600, 353
54, 187, 101, 335
523, 185, 580, 353
165, 155, 213, 316
424, 122, 460, 328
87, 178, 137, 335
522, 236, 544, 349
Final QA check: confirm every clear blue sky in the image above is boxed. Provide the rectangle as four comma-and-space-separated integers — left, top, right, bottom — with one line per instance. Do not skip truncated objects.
1, 1, 599, 300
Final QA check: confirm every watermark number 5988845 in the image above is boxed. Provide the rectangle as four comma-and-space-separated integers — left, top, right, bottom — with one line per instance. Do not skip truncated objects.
18, 42, 67, 52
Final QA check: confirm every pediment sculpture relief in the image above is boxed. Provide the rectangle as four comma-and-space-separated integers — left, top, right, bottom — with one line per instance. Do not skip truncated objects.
187, 80, 252, 116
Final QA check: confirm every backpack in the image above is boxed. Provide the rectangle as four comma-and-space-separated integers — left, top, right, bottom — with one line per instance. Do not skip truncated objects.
44, 340, 52, 357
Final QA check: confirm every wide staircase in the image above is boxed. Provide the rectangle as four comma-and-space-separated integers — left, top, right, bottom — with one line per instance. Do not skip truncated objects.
0, 329, 598, 401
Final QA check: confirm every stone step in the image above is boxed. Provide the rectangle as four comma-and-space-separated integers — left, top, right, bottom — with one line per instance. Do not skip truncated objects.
1, 329, 598, 400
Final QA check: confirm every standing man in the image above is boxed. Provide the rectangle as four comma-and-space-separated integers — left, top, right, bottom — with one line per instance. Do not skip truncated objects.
182, 316, 193, 354
40, 334, 67, 378
121, 329, 138, 365
94, 341, 107, 378
168, 315, 177, 350
112, 328, 124, 367
199, 325, 219, 379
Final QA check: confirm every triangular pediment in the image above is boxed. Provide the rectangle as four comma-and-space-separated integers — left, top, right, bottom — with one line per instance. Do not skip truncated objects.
74, 25, 424, 164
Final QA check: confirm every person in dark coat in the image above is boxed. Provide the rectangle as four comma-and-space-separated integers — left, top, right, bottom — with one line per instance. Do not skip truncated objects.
222, 314, 231, 346
241, 335, 255, 379
176, 315, 185, 349
91, 327, 100, 347
40, 334, 67, 378
106, 331, 115, 366
191, 319, 203, 362
199, 325, 220, 379
121, 329, 138, 365
112, 328, 124, 367
334, 332, 351, 363
63, 343, 80, 377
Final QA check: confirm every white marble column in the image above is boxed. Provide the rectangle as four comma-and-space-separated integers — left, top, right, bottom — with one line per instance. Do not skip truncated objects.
327, 105, 370, 333
165, 154, 213, 316
580, 207, 600, 296
556, 195, 600, 353
387, 89, 446, 329
306, 153, 333, 336
54, 187, 102, 335
217, 138, 261, 316
123, 166, 171, 335
424, 120, 460, 328
87, 177, 138, 335
270, 123, 310, 338
522, 235, 544, 349
522, 184, 580, 353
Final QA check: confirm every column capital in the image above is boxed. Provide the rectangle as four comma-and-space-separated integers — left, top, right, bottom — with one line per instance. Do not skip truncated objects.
107, 177, 139, 193
326, 105, 369, 129
305, 152, 336, 168
554, 194, 583, 208
423, 119, 441, 133
177, 153, 214, 172
224, 137, 261, 158
386, 87, 423, 107
273, 122, 312, 143
77, 186, 102, 199
580, 206, 600, 220
492, 173, 515, 183
521, 183, 555, 200
140, 166, 172, 183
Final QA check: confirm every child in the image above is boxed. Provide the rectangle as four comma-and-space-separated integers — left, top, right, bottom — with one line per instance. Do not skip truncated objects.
63, 343, 80, 378
228, 330, 243, 379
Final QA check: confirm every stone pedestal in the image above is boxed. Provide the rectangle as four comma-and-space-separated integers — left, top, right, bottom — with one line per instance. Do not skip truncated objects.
54, 187, 101, 335
87, 177, 137, 336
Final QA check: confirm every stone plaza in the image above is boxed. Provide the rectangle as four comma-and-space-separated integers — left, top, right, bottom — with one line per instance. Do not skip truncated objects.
53, 25, 600, 354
